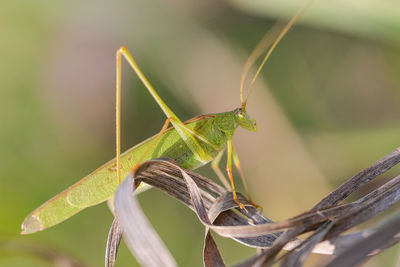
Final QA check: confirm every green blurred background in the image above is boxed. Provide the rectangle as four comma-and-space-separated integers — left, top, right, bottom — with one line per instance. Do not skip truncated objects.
1, 0, 400, 266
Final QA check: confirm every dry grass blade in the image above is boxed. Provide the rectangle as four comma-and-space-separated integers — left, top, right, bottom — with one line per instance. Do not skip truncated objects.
279, 221, 335, 267
235, 228, 305, 267
105, 219, 123, 267
204, 231, 225, 267
106, 147, 400, 266
324, 175, 400, 239
326, 214, 400, 267
114, 172, 177, 267
234, 147, 400, 266
314, 147, 400, 209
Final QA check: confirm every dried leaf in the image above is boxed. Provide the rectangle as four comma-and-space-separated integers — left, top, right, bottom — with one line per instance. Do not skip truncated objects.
106, 147, 400, 266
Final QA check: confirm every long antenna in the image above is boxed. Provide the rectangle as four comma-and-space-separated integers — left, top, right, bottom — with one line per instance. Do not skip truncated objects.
239, 22, 284, 106
242, 0, 313, 110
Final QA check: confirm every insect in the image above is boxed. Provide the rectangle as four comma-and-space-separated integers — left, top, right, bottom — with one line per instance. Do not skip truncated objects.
21, 3, 310, 234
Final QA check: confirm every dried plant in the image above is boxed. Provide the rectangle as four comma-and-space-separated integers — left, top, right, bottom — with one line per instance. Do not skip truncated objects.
106, 147, 400, 267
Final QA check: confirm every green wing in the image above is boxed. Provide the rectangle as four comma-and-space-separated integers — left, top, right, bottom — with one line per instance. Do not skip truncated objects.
21, 135, 156, 234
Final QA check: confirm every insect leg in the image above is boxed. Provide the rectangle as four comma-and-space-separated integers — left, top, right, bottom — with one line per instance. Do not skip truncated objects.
211, 149, 231, 190
116, 46, 123, 184
232, 145, 261, 209
116, 46, 212, 172
226, 139, 247, 211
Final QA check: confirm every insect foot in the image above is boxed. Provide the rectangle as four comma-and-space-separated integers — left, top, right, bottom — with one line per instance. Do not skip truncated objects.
234, 198, 248, 213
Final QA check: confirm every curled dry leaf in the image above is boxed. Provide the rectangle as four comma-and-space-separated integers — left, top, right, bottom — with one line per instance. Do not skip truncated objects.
106, 148, 400, 267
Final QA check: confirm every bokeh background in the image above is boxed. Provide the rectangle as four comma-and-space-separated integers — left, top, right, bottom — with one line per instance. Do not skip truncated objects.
1, 0, 400, 266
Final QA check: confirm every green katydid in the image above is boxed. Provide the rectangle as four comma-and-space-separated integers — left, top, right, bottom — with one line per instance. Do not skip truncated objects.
21, 4, 309, 235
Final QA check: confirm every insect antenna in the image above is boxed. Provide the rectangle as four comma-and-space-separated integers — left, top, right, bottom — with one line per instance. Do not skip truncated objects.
239, 22, 284, 106
241, 0, 314, 110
